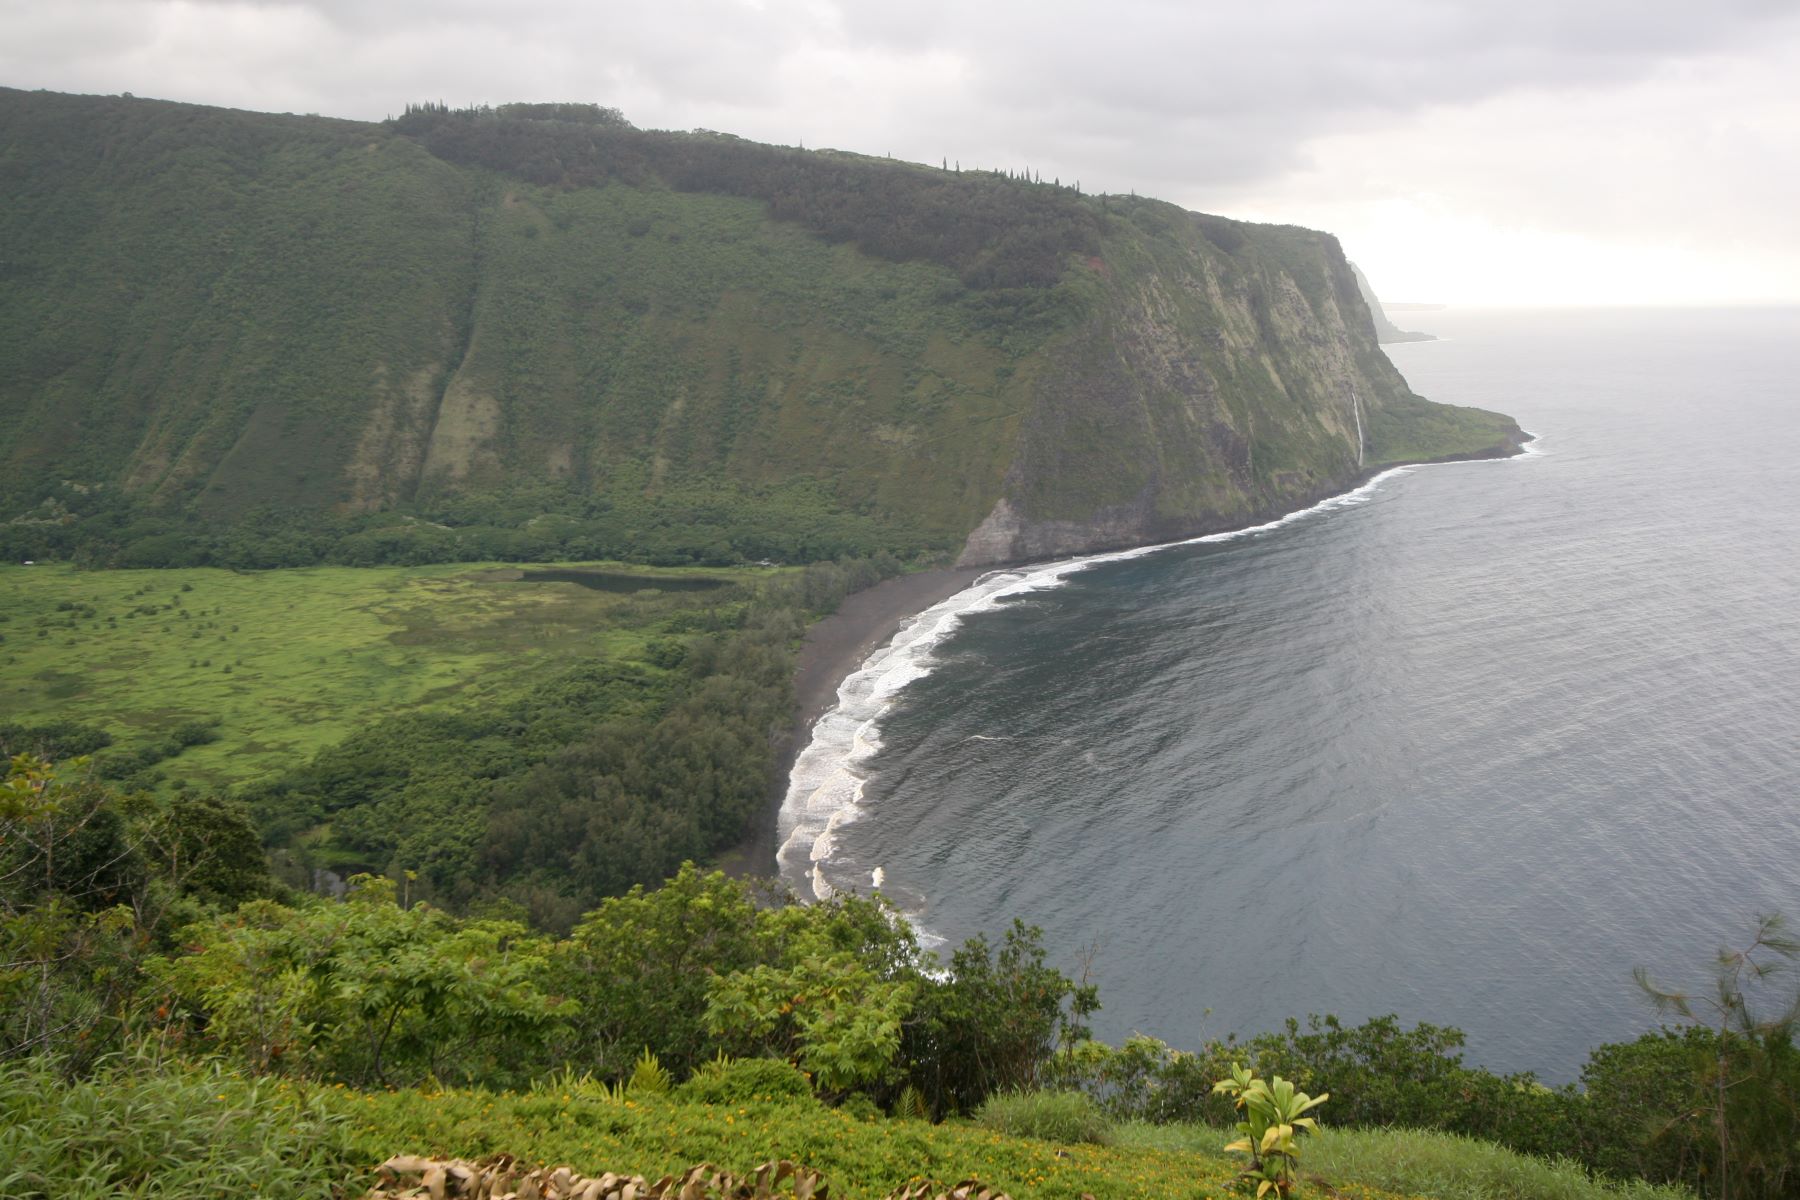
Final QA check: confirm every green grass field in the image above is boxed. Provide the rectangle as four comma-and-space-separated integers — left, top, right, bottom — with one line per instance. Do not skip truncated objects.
1115, 1124, 1693, 1200
0, 561, 778, 790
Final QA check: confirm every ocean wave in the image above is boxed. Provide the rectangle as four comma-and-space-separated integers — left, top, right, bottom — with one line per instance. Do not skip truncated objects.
774, 453, 1526, 909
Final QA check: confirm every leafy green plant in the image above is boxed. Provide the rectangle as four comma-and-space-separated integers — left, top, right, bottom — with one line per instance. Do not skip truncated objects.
1, 754, 263, 1066
150, 875, 575, 1087
891, 1083, 929, 1121
704, 947, 914, 1094
629, 1048, 673, 1096
904, 919, 1097, 1118
531, 1063, 626, 1104
675, 1055, 813, 1105
1055, 1032, 1217, 1125
1213, 1062, 1328, 1197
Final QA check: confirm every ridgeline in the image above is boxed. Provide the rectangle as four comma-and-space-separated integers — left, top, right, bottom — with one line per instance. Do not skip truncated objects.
1, 89, 1520, 571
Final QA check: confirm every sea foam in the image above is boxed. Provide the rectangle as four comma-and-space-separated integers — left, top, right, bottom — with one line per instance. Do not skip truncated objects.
775, 464, 1452, 904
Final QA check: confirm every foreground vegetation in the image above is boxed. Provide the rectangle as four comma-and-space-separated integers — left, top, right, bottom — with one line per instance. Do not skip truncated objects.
7, 731, 1798, 1198
0, 1051, 1321, 1200
0, 1049, 1713, 1200
1119, 1124, 1691, 1200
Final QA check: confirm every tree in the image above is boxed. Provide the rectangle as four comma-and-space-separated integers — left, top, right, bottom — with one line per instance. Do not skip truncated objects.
0, 755, 147, 1064
152, 875, 573, 1087
1637, 914, 1800, 1200
556, 863, 765, 1079
905, 919, 1097, 1117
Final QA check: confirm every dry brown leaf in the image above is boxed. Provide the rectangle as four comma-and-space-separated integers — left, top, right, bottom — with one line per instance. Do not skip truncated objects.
366, 1154, 846, 1200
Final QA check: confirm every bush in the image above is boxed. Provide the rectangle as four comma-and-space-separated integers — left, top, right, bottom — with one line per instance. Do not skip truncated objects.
975, 1089, 1112, 1146
0, 720, 113, 758
1064, 1033, 1217, 1124
627, 1048, 672, 1096
676, 1057, 814, 1105
839, 1092, 882, 1122
905, 920, 1095, 1118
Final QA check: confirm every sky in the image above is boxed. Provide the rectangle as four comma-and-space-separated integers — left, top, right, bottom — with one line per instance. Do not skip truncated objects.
4, 0, 1798, 306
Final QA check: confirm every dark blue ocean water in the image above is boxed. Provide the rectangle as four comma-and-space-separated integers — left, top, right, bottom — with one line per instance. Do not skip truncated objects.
781, 307, 1800, 1081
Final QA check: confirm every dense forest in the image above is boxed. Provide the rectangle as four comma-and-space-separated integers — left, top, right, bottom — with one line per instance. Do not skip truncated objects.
390, 100, 1106, 289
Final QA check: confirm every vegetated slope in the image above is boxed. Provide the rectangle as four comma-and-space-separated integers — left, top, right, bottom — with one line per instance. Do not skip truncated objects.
0, 90, 1522, 568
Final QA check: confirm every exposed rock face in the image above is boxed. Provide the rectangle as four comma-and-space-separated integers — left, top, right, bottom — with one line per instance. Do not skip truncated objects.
956, 217, 1521, 567
957, 495, 1157, 566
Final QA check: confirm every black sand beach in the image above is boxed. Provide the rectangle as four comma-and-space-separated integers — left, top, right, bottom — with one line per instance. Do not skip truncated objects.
717, 566, 986, 880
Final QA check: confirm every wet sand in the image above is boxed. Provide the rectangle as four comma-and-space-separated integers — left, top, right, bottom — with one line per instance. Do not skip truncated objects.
715, 566, 986, 881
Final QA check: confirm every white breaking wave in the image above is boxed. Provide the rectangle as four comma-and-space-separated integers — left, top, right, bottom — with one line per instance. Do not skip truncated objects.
775, 444, 1536, 906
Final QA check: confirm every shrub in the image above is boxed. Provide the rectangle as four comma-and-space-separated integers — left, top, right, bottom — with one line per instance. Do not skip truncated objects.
151, 877, 574, 1087
676, 1056, 813, 1105
891, 1084, 929, 1121
1063, 1033, 1217, 1124
975, 1089, 1112, 1145
839, 1093, 882, 1122
628, 1048, 672, 1096
1631, 913, 1800, 1200
904, 919, 1096, 1118
1213, 1063, 1327, 1197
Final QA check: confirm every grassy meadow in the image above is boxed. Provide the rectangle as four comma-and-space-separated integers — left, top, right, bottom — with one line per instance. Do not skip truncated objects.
1116, 1124, 1694, 1200
0, 560, 777, 791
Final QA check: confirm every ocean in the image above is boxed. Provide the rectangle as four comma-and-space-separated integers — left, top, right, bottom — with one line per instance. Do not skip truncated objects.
778, 306, 1800, 1081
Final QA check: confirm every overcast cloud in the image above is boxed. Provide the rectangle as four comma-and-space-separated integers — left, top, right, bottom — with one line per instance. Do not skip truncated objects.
4, 0, 1797, 304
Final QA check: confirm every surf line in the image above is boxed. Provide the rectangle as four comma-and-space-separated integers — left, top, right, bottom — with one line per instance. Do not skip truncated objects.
773, 444, 1536, 906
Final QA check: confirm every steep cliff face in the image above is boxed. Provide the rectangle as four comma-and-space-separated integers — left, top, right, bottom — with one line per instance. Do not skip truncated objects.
1351, 262, 1436, 345
956, 214, 1519, 565
0, 89, 1520, 567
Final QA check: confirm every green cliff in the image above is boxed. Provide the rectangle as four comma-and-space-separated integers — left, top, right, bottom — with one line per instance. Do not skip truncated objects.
0, 90, 1521, 567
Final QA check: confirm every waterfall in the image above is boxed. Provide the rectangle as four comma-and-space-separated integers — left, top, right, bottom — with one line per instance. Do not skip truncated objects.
1350, 390, 1365, 468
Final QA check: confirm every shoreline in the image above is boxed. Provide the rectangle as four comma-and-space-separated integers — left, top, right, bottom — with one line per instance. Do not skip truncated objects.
717, 436, 1535, 883
715, 565, 986, 881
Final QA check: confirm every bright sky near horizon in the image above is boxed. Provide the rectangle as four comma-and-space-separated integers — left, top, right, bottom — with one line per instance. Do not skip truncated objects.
4, 0, 1797, 307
